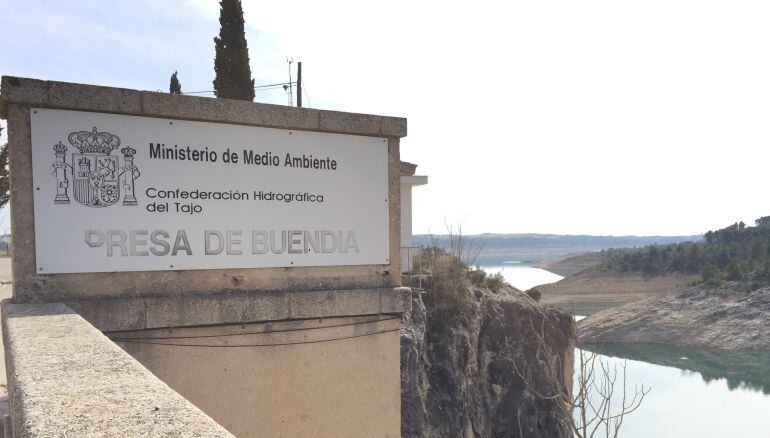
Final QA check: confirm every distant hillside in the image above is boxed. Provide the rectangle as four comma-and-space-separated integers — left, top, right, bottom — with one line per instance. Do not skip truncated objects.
535, 252, 611, 277
603, 216, 770, 284
412, 233, 701, 265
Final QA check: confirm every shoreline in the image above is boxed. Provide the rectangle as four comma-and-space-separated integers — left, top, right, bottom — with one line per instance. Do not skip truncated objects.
537, 266, 699, 316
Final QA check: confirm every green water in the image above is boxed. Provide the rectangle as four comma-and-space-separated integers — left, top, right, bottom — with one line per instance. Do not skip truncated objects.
482, 263, 770, 436
578, 343, 770, 437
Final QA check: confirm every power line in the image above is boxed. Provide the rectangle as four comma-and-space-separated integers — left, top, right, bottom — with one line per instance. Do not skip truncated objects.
111, 327, 400, 348
107, 316, 400, 341
182, 82, 296, 95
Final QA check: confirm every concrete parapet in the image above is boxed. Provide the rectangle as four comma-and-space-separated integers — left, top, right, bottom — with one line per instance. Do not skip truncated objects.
1, 302, 233, 437
0, 76, 407, 137
65, 286, 408, 332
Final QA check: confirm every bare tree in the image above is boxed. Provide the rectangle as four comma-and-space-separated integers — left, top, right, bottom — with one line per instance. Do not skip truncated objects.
512, 315, 649, 438
440, 219, 486, 267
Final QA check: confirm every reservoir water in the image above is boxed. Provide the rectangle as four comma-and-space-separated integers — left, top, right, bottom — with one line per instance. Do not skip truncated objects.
481, 263, 770, 437
576, 344, 770, 438
481, 262, 564, 291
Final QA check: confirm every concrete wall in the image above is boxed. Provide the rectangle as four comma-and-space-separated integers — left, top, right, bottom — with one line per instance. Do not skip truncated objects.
400, 185, 413, 273
113, 316, 401, 437
1, 302, 233, 437
400, 185, 413, 248
0, 76, 410, 437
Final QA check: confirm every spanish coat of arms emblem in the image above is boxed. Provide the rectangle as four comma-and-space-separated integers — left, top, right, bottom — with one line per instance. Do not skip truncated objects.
51, 127, 140, 207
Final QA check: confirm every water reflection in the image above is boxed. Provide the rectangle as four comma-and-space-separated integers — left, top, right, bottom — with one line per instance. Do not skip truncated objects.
581, 343, 770, 395
481, 263, 563, 291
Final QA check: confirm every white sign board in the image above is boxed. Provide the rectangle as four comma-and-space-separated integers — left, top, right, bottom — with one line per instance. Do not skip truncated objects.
30, 108, 390, 274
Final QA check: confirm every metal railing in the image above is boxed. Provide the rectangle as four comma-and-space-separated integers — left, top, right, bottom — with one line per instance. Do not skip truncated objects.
401, 245, 427, 289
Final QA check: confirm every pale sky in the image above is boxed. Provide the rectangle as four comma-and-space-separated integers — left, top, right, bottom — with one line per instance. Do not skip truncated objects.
2, 0, 769, 236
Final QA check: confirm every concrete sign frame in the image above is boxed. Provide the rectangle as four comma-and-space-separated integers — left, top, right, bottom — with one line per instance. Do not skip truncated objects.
1, 76, 406, 303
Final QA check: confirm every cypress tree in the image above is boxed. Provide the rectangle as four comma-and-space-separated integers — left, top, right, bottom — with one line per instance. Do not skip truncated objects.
169, 71, 182, 94
212, 0, 255, 101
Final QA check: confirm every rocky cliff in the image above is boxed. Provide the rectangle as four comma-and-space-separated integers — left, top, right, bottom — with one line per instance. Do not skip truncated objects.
579, 283, 770, 349
400, 284, 576, 438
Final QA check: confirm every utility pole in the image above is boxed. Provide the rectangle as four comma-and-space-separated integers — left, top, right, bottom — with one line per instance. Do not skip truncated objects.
297, 62, 302, 108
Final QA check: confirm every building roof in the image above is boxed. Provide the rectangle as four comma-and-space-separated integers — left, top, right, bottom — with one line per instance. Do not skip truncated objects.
400, 161, 418, 176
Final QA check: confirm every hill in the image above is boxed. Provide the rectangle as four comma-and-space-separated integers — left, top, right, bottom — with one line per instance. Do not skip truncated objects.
535, 252, 609, 276
602, 216, 770, 284
537, 217, 770, 316
412, 233, 700, 265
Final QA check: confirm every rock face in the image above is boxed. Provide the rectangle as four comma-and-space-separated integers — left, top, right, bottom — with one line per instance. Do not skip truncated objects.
579, 283, 770, 350
400, 285, 576, 438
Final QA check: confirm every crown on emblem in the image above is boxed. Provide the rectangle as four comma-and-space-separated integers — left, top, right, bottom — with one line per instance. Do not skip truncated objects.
120, 146, 136, 157
53, 141, 67, 154
68, 127, 120, 154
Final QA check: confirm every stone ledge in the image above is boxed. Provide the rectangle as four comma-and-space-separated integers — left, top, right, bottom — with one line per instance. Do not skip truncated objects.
1, 76, 407, 137
1, 302, 233, 437
66, 287, 410, 332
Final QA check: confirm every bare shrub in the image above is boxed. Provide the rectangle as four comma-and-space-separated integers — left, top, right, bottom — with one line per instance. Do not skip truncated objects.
428, 220, 486, 267
423, 250, 472, 340
467, 266, 487, 285
526, 287, 542, 302
485, 272, 506, 292
513, 316, 649, 438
